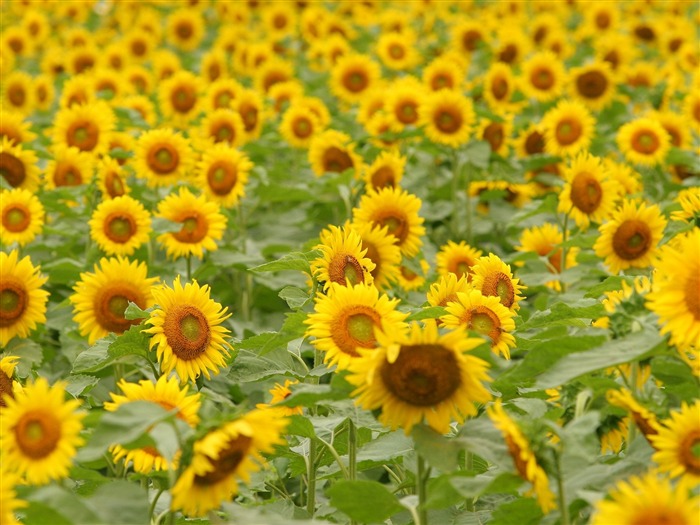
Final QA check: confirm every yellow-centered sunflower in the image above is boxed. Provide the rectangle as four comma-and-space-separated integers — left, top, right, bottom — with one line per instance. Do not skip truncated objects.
134, 128, 194, 188
542, 99, 596, 158
487, 400, 557, 514
616, 117, 671, 167
353, 187, 425, 258
0, 377, 84, 485
195, 109, 246, 151
158, 71, 205, 127
426, 273, 472, 321
280, 104, 322, 149
419, 89, 475, 147
349, 221, 402, 291
170, 408, 288, 517
591, 471, 699, 525
568, 61, 616, 111
471, 254, 525, 311
441, 289, 516, 359
52, 100, 115, 155
306, 282, 408, 370
166, 8, 205, 52
70, 257, 156, 345
347, 320, 492, 435
593, 199, 667, 275
330, 53, 381, 104
104, 376, 201, 473
311, 224, 375, 291
557, 152, 619, 230
89, 195, 151, 256
436, 240, 483, 280
519, 51, 565, 102
145, 277, 232, 383
155, 187, 227, 260
308, 129, 363, 178
0, 187, 44, 247
196, 144, 252, 208
0, 250, 48, 347
0, 136, 40, 192
650, 401, 700, 483
646, 230, 700, 350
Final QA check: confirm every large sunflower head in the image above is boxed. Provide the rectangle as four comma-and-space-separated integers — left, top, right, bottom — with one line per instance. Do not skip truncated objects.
305, 282, 408, 370
436, 240, 483, 281
542, 99, 596, 158
386, 79, 426, 130
364, 149, 406, 192
347, 320, 492, 435
376, 30, 420, 71
170, 408, 288, 517
158, 70, 205, 127
441, 288, 516, 359
349, 221, 402, 292
616, 117, 672, 167
311, 224, 375, 291
70, 256, 157, 345
568, 61, 616, 111
196, 143, 252, 208
352, 187, 426, 258
279, 103, 322, 149
104, 375, 202, 474
593, 199, 667, 275
44, 144, 94, 189
0, 250, 48, 347
88, 195, 152, 256
145, 277, 232, 383
483, 62, 517, 111
308, 129, 363, 178
0, 136, 40, 192
470, 253, 525, 311
155, 187, 228, 260
330, 53, 381, 104
422, 55, 465, 93
0, 187, 44, 247
419, 89, 475, 147
650, 401, 700, 483
519, 51, 565, 102
52, 100, 115, 156
134, 128, 194, 188
166, 8, 205, 52
0, 377, 84, 485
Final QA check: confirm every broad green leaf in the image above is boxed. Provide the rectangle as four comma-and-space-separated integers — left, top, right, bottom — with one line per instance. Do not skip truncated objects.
450, 472, 523, 499
72, 325, 150, 374
279, 382, 352, 407
124, 302, 151, 320
463, 140, 492, 169
489, 497, 543, 525
405, 306, 446, 322
227, 349, 292, 382
249, 250, 322, 275
412, 424, 462, 472
22, 485, 100, 525
65, 374, 99, 397
279, 285, 311, 310
518, 300, 605, 331
425, 473, 469, 510
356, 431, 413, 469
327, 480, 404, 523
287, 415, 316, 438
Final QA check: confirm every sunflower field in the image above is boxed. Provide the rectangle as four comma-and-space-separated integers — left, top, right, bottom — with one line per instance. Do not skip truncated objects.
1, 1, 699, 524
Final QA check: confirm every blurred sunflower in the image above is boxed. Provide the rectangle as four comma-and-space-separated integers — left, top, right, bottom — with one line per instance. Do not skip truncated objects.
166, 7, 205, 52
568, 61, 616, 111
542, 99, 596, 158
646, 230, 700, 350
0, 250, 48, 347
364, 149, 405, 191
436, 240, 483, 280
256, 379, 303, 416
426, 273, 472, 313
52, 100, 115, 155
268, 80, 304, 115
70, 256, 156, 345
476, 114, 513, 157
134, 128, 194, 188
0, 187, 44, 247
365, 112, 403, 150
235, 89, 265, 142
0, 355, 21, 407
92, 68, 133, 101
0, 136, 40, 191
308, 129, 363, 178
376, 30, 419, 71
606, 388, 659, 439
515, 124, 546, 158
261, 3, 297, 40
593, 199, 666, 275
682, 91, 700, 134
255, 58, 294, 95
350, 221, 402, 291
170, 408, 288, 517
44, 145, 94, 189
205, 78, 243, 111
471, 254, 525, 311
422, 55, 465, 92
357, 87, 387, 125
616, 117, 671, 167
419, 89, 475, 147
0, 466, 26, 524
311, 224, 375, 290
196, 144, 252, 208
104, 376, 201, 474
297, 96, 331, 129
396, 259, 430, 292
483, 62, 516, 110
305, 282, 407, 370
195, 108, 246, 151
520, 51, 565, 102
516, 223, 579, 290
124, 65, 153, 95
650, 401, 700, 483
200, 48, 228, 84
155, 187, 227, 260
557, 152, 619, 230
450, 19, 487, 57
0, 378, 84, 485
33, 74, 54, 112
487, 401, 556, 514
146, 277, 231, 383
353, 187, 425, 258
158, 70, 205, 127
347, 320, 491, 435
670, 187, 700, 224
1, 71, 33, 113
386, 79, 425, 130
599, 416, 630, 455
653, 110, 691, 150
89, 195, 151, 256
330, 53, 381, 104
97, 157, 129, 199
280, 104, 321, 149
0, 110, 37, 145
118, 94, 156, 128
591, 471, 699, 525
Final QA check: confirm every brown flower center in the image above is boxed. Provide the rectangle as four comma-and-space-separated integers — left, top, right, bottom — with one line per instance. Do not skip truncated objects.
576, 70, 608, 99
431, 73, 453, 91
239, 102, 258, 132
634, 25, 655, 42
173, 214, 208, 244
678, 428, 700, 475
104, 213, 136, 243
15, 410, 61, 459
104, 170, 126, 198
555, 118, 583, 146
453, 259, 475, 280
8, 84, 26, 107
0, 368, 14, 407
163, 305, 211, 361
388, 44, 405, 60
524, 130, 545, 155
462, 30, 481, 52
328, 254, 365, 287
370, 166, 396, 189
531, 67, 554, 90
130, 39, 146, 57
211, 121, 235, 143
460, 305, 502, 343
362, 241, 382, 280
0, 281, 26, 327
95, 284, 144, 334
322, 146, 354, 173
147, 144, 180, 175
207, 161, 238, 195
595, 11, 611, 29
435, 108, 462, 133
631, 510, 690, 525
380, 344, 461, 406
570, 172, 602, 214
194, 435, 251, 486
342, 69, 369, 93
292, 116, 313, 139
331, 306, 381, 357
67, 120, 99, 152
2, 204, 30, 233
630, 129, 660, 155
171, 84, 197, 113
483, 123, 504, 152
498, 44, 517, 64
504, 434, 529, 480
491, 76, 509, 100
481, 271, 515, 308
176, 21, 193, 40
611, 220, 651, 261
377, 211, 408, 245
54, 162, 83, 187
214, 90, 234, 109
396, 100, 418, 124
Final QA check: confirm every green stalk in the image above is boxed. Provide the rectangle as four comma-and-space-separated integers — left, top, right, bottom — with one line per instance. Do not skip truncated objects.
148, 488, 165, 522
465, 451, 474, 512
417, 454, 429, 525
555, 451, 570, 525
348, 419, 357, 482
306, 439, 318, 516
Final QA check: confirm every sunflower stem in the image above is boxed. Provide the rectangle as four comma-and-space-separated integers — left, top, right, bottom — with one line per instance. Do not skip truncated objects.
348, 418, 357, 482
555, 450, 570, 525
417, 454, 429, 525
186, 253, 191, 281
306, 438, 317, 516
148, 487, 165, 522
465, 451, 475, 512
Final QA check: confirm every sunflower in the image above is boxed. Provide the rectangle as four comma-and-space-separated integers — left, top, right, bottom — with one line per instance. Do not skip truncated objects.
557, 152, 619, 230
268, 80, 304, 115
441, 289, 516, 359
311, 224, 375, 291
104, 376, 201, 474
308, 129, 363, 178
422, 55, 465, 92
364, 150, 406, 192
33, 74, 54, 112
0, 250, 48, 347
581, 2, 619, 37
205, 78, 243, 111
347, 320, 491, 435
0, 136, 40, 192
297, 96, 331, 129
330, 53, 381, 104
194, 109, 246, 152
487, 400, 557, 514
396, 259, 430, 292
483, 62, 517, 111
255, 58, 294, 95
70, 256, 156, 345
646, 230, 700, 350
671, 187, 700, 224
155, 187, 227, 260
386, 79, 426, 130
357, 87, 388, 125
279, 104, 321, 149
170, 408, 288, 517
599, 416, 630, 455
426, 273, 472, 313
603, 158, 643, 196
376, 30, 419, 71
542, 99, 596, 158
52, 101, 115, 155
683, 91, 700, 134
516, 223, 579, 290
235, 89, 265, 142
0, 110, 37, 146
152, 50, 182, 82
591, 471, 699, 525
134, 128, 194, 188
0, 466, 26, 524
606, 388, 659, 439
419, 89, 475, 147
88, 195, 151, 256
96, 157, 129, 199
306, 282, 407, 370
365, 112, 403, 150
653, 110, 691, 150
166, 7, 205, 52
124, 65, 153, 95
196, 144, 252, 208
450, 19, 487, 57
261, 3, 297, 40
436, 240, 483, 280
593, 199, 667, 275
0, 187, 44, 247
353, 187, 425, 258
200, 48, 228, 84
349, 221, 402, 291
616, 117, 671, 167
0, 355, 21, 407
471, 254, 525, 311
649, 401, 700, 483
256, 379, 303, 416
158, 71, 205, 127
118, 94, 156, 127
92, 68, 132, 102
476, 114, 513, 157
0, 377, 84, 485
568, 61, 616, 111
2, 71, 33, 113
520, 51, 565, 102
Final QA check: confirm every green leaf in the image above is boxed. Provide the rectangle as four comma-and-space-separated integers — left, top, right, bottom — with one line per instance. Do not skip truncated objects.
534, 328, 665, 389
42, 258, 84, 285
424, 473, 468, 510
463, 140, 492, 169
286, 415, 316, 438
356, 430, 413, 469
227, 349, 291, 382
65, 374, 99, 397
518, 300, 605, 331
249, 250, 322, 275
124, 302, 151, 320
405, 306, 446, 322
327, 480, 405, 523
278, 285, 311, 310
412, 425, 462, 472
85, 481, 150, 525
279, 382, 351, 407
72, 325, 150, 374
22, 485, 100, 525
489, 497, 543, 525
